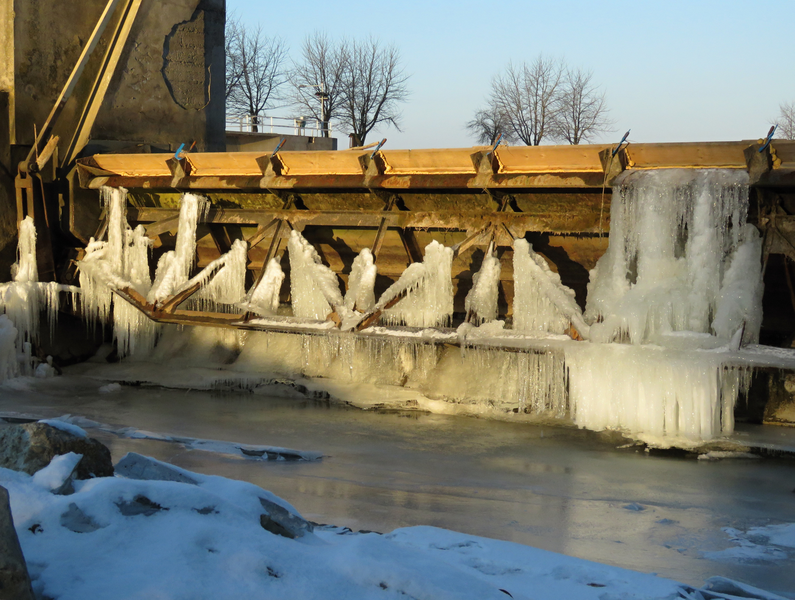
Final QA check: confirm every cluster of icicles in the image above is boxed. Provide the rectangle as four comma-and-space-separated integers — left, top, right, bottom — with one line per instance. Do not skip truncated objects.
0, 169, 765, 444
0, 217, 79, 379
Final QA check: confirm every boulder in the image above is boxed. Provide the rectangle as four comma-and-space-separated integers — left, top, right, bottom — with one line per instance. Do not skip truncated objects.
259, 496, 313, 539
114, 452, 198, 484
0, 486, 35, 600
0, 423, 113, 479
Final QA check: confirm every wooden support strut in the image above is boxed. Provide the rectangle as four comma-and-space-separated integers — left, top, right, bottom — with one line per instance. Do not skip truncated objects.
371, 194, 397, 260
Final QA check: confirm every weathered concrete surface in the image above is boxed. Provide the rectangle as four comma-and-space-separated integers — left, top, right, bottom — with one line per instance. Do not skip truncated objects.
0, 0, 226, 279
5, 0, 225, 152
0, 423, 113, 479
764, 371, 795, 426
0, 486, 35, 600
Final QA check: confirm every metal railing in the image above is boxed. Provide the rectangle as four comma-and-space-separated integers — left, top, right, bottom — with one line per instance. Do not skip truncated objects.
225, 115, 332, 137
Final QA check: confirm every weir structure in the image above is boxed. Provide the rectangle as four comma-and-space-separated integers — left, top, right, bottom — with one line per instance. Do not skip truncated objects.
6, 0, 795, 446
67, 140, 795, 336
15, 138, 782, 447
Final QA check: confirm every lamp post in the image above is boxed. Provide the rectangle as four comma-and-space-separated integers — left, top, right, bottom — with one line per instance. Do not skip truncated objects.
299, 83, 330, 137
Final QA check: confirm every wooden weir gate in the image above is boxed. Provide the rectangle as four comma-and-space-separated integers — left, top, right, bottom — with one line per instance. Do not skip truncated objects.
52, 139, 795, 340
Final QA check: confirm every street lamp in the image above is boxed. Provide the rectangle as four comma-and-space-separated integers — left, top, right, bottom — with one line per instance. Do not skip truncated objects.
299, 83, 330, 137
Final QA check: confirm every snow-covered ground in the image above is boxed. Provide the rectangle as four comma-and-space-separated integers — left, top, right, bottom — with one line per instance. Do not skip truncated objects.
2, 438, 790, 600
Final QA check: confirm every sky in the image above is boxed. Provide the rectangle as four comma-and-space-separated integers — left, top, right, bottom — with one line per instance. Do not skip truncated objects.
228, 0, 795, 149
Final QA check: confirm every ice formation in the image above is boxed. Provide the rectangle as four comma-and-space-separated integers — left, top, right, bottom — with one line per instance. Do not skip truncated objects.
344, 248, 377, 313
567, 169, 763, 442
193, 239, 248, 312
0, 167, 769, 444
147, 193, 208, 304
0, 216, 78, 377
513, 239, 589, 337
585, 169, 759, 345
381, 240, 454, 328
287, 230, 343, 319
464, 244, 500, 324
243, 258, 285, 317
79, 187, 157, 357
565, 343, 749, 442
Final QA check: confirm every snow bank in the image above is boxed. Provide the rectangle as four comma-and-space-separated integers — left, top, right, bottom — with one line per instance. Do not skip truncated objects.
0, 457, 698, 600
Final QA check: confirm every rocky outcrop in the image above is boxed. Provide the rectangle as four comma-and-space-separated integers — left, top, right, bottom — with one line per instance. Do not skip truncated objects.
0, 423, 113, 479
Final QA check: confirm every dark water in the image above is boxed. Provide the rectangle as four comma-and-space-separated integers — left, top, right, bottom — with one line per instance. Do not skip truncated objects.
2, 374, 795, 596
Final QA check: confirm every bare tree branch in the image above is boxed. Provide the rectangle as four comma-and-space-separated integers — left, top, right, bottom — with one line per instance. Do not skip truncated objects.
338, 38, 410, 146
466, 102, 515, 145
288, 33, 349, 138
554, 67, 613, 144
775, 101, 795, 140
225, 19, 289, 132
471, 56, 612, 146
489, 56, 563, 146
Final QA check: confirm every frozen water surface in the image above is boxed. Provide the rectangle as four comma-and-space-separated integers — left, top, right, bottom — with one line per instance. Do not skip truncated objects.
1, 374, 794, 597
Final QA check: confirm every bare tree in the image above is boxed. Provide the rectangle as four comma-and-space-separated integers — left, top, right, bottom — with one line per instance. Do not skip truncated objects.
489, 56, 563, 146
289, 33, 350, 138
338, 38, 410, 146
776, 101, 795, 140
466, 101, 515, 145
553, 68, 612, 144
469, 57, 612, 146
225, 17, 245, 102
225, 18, 289, 132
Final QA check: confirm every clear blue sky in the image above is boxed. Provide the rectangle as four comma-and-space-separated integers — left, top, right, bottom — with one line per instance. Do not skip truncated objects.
229, 0, 795, 149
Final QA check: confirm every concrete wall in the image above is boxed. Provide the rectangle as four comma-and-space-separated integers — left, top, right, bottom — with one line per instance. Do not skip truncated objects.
8, 0, 225, 153
0, 0, 226, 278
226, 132, 338, 153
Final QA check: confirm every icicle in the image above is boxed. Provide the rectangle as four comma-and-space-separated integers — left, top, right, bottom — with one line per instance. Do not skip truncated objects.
288, 230, 343, 320
344, 248, 377, 312
193, 239, 248, 312
382, 240, 454, 328
512, 239, 586, 336
243, 258, 284, 317
464, 245, 500, 325
148, 193, 208, 304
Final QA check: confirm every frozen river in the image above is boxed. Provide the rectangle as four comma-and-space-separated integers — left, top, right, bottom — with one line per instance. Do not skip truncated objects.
2, 373, 794, 597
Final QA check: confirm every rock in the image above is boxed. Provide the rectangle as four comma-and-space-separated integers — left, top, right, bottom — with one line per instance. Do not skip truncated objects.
0, 486, 35, 600
31, 452, 83, 495
0, 423, 112, 479
114, 452, 199, 485
59, 502, 104, 534
259, 496, 313, 539
116, 495, 169, 517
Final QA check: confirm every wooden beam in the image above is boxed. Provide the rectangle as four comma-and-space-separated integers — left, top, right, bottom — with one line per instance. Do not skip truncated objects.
371, 195, 397, 261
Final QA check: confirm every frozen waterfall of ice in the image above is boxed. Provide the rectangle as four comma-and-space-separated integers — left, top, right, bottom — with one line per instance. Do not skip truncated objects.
585, 169, 759, 345
564, 169, 763, 442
